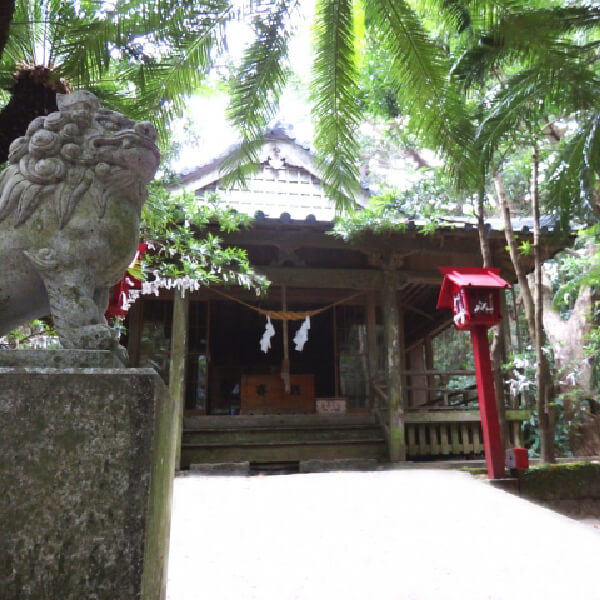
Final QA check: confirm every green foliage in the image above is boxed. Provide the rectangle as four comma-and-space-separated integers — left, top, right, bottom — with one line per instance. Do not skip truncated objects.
452, 2, 600, 226
329, 203, 408, 241
518, 240, 532, 255
330, 169, 473, 241
364, 0, 474, 180
0, 320, 59, 349
357, 39, 401, 118
1, 0, 233, 146
140, 182, 269, 294
433, 326, 473, 372
552, 231, 599, 313
377, 170, 475, 218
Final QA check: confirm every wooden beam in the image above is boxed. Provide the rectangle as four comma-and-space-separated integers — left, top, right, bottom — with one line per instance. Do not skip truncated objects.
406, 409, 531, 423
405, 316, 454, 352
402, 302, 433, 320
220, 225, 512, 257
170, 291, 190, 470
255, 266, 442, 289
333, 306, 340, 397
424, 335, 435, 405
126, 298, 144, 367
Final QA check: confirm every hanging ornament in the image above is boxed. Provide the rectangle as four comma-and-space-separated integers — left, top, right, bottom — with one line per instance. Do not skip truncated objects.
293, 316, 311, 351
259, 316, 275, 353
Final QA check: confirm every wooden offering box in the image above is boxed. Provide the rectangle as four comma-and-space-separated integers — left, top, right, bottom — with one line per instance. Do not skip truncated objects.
241, 374, 315, 414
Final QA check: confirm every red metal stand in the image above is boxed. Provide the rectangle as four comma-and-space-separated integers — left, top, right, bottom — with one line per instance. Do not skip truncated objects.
470, 325, 505, 479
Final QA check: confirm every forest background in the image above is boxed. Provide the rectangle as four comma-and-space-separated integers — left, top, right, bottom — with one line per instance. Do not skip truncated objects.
1, 0, 600, 461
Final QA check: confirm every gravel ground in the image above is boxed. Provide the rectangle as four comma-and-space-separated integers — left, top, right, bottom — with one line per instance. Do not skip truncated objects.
167, 469, 600, 600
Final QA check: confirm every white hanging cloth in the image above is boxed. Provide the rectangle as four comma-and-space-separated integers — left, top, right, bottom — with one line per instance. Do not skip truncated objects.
293, 316, 311, 351
259, 317, 275, 353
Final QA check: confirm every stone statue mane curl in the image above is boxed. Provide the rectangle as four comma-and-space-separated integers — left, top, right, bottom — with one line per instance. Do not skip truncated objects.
0, 91, 160, 356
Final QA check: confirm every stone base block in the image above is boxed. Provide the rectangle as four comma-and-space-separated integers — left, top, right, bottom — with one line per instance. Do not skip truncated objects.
0, 362, 176, 600
299, 458, 380, 473
0, 349, 125, 368
188, 461, 251, 475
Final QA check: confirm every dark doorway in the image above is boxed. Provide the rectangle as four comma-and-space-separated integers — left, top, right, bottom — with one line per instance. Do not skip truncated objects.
207, 299, 334, 414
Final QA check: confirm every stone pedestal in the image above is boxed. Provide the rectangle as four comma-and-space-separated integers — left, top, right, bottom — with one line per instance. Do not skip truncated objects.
0, 351, 177, 600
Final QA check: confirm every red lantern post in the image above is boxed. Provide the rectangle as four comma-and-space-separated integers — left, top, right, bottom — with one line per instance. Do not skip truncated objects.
437, 267, 511, 479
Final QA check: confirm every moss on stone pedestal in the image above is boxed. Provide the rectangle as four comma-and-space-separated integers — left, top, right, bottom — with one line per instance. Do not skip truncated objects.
0, 363, 176, 600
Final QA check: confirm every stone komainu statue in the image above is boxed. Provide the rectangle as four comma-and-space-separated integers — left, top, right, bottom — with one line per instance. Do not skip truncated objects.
0, 91, 159, 353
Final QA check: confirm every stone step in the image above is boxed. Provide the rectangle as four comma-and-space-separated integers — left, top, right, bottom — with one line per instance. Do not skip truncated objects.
299, 458, 380, 473
183, 413, 377, 430
187, 462, 251, 475
181, 438, 387, 467
182, 426, 383, 445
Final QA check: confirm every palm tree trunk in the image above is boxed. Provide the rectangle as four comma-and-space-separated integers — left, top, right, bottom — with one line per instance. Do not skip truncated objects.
0, 0, 15, 61
0, 66, 68, 163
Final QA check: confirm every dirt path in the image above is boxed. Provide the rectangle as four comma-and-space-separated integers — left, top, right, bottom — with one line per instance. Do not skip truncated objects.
167, 469, 600, 600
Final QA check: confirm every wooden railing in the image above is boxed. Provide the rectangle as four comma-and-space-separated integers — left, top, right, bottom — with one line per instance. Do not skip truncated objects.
372, 370, 530, 458
404, 369, 478, 408
405, 409, 529, 457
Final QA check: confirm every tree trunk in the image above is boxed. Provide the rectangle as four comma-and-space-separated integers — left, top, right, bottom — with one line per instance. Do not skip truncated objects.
495, 168, 554, 462
495, 172, 536, 335
542, 266, 593, 394
0, 0, 15, 61
531, 146, 555, 463
476, 188, 493, 268
477, 186, 507, 447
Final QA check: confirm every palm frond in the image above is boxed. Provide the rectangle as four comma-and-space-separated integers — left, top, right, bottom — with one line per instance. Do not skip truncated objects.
453, 5, 600, 90
219, 137, 266, 190
55, 19, 115, 85
224, 0, 294, 187
312, 0, 361, 211
103, 3, 231, 136
56, 0, 230, 90
476, 62, 600, 172
2, 0, 39, 65
366, 0, 477, 189
547, 115, 600, 230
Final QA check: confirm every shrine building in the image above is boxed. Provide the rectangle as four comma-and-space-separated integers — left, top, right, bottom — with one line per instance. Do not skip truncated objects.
124, 127, 564, 470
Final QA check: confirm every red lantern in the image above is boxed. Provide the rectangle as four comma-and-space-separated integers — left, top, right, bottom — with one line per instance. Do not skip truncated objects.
436, 267, 510, 330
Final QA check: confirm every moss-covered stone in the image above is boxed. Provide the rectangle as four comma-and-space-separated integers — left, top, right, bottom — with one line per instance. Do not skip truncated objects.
519, 462, 600, 501
0, 365, 176, 600
460, 467, 489, 476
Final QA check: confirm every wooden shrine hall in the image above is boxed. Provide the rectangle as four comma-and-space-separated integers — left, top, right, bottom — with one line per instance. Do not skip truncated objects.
124, 128, 564, 469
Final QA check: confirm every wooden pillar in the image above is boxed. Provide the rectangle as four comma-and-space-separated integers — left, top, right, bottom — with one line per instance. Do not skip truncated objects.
126, 298, 144, 367
382, 268, 406, 462
424, 335, 434, 404
170, 290, 190, 470
281, 285, 290, 394
408, 344, 427, 408
333, 305, 340, 397
366, 291, 378, 408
